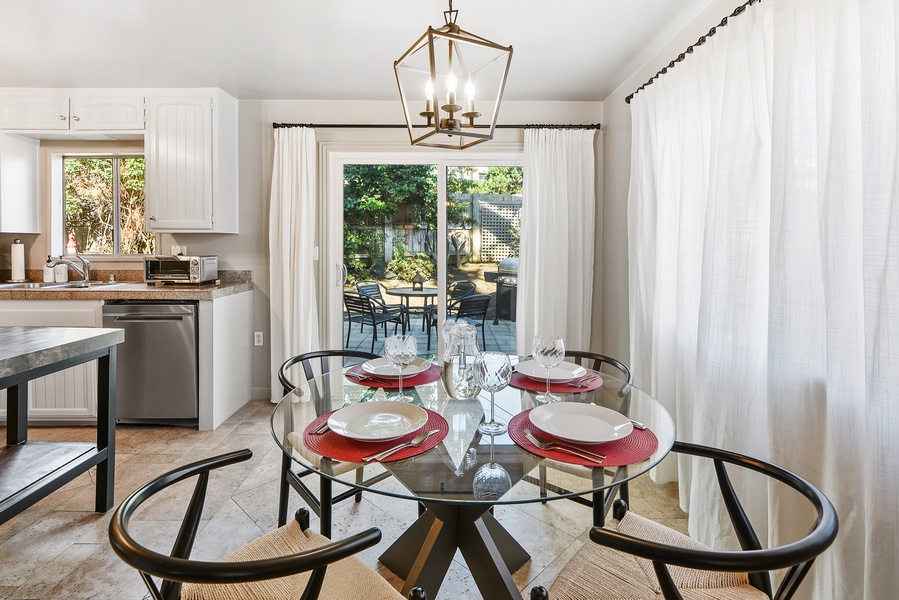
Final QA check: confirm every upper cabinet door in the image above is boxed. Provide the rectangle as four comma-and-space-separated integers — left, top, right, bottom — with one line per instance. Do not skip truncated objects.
0, 133, 40, 233
0, 94, 70, 129
145, 96, 215, 231
70, 96, 145, 130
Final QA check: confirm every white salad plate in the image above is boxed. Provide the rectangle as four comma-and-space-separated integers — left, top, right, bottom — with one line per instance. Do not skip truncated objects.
327, 401, 428, 442
529, 403, 633, 444
362, 357, 431, 378
515, 359, 587, 383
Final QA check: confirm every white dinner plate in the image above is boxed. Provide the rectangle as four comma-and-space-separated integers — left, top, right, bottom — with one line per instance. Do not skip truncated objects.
327, 401, 428, 442
515, 359, 587, 383
362, 357, 430, 378
529, 403, 633, 444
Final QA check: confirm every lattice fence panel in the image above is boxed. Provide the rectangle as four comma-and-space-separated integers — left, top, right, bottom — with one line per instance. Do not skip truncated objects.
475, 195, 521, 262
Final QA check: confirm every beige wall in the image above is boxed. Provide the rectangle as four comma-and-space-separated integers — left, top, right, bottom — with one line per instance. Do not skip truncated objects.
597, 0, 740, 363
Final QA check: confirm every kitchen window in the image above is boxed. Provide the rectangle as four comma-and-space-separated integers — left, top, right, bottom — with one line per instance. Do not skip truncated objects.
61, 155, 155, 256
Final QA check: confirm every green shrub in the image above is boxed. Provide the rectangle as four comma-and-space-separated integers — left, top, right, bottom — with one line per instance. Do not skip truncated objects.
388, 252, 435, 282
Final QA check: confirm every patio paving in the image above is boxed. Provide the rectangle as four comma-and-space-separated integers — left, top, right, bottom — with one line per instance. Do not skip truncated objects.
343, 308, 517, 356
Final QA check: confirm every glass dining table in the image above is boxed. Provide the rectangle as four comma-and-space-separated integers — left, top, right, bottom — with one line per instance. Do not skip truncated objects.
269, 359, 675, 600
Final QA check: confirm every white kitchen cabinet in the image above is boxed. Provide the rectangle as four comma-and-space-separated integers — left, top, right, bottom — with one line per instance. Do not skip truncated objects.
0, 133, 40, 233
0, 90, 145, 131
145, 89, 238, 233
0, 300, 104, 423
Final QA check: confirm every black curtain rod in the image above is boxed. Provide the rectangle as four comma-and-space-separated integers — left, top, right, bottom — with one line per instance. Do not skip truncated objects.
626, 0, 762, 104
272, 122, 601, 130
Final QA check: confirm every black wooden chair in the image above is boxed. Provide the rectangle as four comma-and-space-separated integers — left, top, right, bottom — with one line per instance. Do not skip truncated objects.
524, 350, 635, 527
530, 441, 838, 600
277, 350, 391, 537
108, 449, 426, 600
343, 291, 405, 353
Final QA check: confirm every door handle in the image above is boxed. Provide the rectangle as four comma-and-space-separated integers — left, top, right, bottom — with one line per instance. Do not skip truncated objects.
337, 263, 347, 286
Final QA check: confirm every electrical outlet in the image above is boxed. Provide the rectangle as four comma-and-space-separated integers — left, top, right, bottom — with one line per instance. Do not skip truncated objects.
171, 245, 187, 256
254, 332, 264, 347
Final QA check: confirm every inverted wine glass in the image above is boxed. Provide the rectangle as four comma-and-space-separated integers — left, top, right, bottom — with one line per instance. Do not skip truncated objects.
472, 436, 512, 500
532, 334, 565, 404
384, 334, 417, 402
475, 351, 513, 435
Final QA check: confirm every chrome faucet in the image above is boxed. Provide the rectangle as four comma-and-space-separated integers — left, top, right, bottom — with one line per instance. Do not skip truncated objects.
48, 254, 91, 282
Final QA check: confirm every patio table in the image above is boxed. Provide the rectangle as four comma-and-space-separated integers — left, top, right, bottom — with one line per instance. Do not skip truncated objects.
384, 286, 438, 332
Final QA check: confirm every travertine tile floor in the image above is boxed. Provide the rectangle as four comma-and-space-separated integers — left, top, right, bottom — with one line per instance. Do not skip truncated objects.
0, 399, 686, 599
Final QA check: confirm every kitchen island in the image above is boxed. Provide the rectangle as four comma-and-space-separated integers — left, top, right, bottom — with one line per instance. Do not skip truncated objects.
0, 326, 124, 524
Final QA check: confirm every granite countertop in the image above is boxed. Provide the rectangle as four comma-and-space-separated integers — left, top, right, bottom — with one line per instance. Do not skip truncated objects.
0, 326, 125, 380
0, 270, 253, 301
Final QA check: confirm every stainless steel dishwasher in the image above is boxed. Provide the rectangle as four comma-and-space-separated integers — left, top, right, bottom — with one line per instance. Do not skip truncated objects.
102, 300, 199, 425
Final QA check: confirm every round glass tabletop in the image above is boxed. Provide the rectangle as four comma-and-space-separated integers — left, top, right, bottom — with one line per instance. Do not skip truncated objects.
269, 360, 675, 506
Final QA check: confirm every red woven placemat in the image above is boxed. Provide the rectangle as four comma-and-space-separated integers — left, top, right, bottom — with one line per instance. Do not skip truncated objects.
345, 363, 441, 389
302, 407, 448, 462
508, 409, 658, 467
508, 371, 603, 394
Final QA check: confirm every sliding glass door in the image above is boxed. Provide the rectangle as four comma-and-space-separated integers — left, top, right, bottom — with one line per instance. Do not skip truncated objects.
324, 150, 522, 358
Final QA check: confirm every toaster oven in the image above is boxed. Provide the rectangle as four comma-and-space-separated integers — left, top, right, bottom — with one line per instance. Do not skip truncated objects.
145, 256, 218, 285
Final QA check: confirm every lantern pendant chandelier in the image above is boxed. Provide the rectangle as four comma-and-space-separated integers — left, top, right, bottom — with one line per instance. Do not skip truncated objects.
394, 0, 513, 150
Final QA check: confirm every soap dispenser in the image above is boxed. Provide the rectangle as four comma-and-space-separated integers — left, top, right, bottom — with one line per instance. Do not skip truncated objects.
43, 256, 55, 283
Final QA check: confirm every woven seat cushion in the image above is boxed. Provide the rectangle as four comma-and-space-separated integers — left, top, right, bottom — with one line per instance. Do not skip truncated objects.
182, 520, 404, 600
549, 511, 769, 600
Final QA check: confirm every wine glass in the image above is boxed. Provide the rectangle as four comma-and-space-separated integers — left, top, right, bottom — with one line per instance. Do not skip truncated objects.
475, 352, 513, 435
472, 436, 512, 500
384, 335, 417, 402
532, 334, 565, 404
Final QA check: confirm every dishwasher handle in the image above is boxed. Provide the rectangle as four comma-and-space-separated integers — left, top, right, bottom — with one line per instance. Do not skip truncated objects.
110, 314, 188, 322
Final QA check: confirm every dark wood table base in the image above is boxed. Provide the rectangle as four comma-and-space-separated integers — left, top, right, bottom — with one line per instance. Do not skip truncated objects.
379, 501, 531, 600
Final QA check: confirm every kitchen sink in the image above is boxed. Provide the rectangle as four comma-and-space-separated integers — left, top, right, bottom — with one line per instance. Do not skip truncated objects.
0, 280, 124, 290
62, 280, 123, 288
0, 281, 69, 289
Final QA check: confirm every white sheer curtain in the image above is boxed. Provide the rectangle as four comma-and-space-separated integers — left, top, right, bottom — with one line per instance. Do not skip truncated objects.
628, 0, 898, 598
269, 127, 320, 398
518, 128, 597, 355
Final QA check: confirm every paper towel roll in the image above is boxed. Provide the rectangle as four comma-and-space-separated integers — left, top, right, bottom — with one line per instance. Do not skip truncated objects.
11, 240, 25, 281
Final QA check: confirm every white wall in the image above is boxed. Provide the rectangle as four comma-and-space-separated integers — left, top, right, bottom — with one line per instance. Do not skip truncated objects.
598, 0, 739, 362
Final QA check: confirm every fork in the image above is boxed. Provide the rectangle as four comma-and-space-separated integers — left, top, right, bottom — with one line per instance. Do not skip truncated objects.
346, 371, 394, 384
310, 420, 329, 434
524, 429, 605, 464
570, 374, 598, 388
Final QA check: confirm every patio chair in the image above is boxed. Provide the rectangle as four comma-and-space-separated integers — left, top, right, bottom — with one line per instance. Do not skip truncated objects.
343, 291, 404, 353
277, 350, 391, 537
356, 280, 405, 320
108, 449, 426, 600
426, 293, 491, 350
423, 280, 478, 332
524, 350, 635, 526
531, 441, 838, 600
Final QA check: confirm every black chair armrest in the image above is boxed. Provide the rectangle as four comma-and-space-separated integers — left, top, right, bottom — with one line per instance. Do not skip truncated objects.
109, 449, 385, 584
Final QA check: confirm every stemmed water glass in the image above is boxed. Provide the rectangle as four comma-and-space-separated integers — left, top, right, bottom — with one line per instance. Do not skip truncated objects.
384, 335, 417, 402
532, 334, 565, 404
475, 351, 513, 436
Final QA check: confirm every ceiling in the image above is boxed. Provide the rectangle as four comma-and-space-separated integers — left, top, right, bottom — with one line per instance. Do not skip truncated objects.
0, 0, 717, 102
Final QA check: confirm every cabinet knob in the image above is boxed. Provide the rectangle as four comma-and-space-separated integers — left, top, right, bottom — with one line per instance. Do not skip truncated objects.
72, 115, 80, 121
59, 115, 66, 121
149, 216, 156, 221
